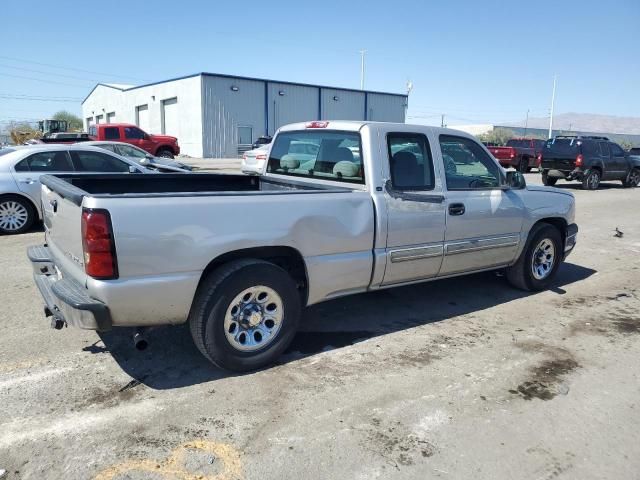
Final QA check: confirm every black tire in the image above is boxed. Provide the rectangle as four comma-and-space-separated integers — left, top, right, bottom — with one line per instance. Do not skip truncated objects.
189, 259, 301, 372
506, 223, 563, 292
582, 169, 600, 190
518, 157, 529, 173
0, 195, 36, 235
622, 168, 640, 188
157, 148, 174, 159
541, 172, 557, 186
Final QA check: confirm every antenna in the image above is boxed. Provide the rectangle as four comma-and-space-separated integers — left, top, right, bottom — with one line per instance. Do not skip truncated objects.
359, 50, 367, 90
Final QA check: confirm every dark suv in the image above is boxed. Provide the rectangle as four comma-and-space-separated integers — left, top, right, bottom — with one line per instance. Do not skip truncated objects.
539, 136, 640, 190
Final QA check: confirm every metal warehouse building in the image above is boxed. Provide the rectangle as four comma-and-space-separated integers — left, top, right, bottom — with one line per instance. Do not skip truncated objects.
82, 73, 408, 158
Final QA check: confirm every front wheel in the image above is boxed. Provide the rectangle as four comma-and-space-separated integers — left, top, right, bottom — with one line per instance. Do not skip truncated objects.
582, 169, 600, 190
506, 223, 562, 291
189, 259, 301, 371
622, 168, 640, 188
541, 172, 557, 186
157, 149, 175, 159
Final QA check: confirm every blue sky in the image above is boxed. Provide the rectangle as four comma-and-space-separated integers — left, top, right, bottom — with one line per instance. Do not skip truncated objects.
1, 0, 638, 128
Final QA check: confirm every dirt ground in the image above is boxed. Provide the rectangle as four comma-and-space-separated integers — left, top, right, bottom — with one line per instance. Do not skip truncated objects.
1, 172, 639, 480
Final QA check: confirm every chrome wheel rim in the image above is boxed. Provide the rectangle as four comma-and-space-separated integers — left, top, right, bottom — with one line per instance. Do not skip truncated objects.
588, 172, 600, 189
224, 285, 284, 352
0, 201, 28, 231
629, 170, 640, 187
531, 238, 555, 280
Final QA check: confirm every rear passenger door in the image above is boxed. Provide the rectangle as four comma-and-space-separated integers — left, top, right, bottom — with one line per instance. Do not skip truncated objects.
12, 151, 74, 205
438, 135, 525, 276
381, 132, 446, 285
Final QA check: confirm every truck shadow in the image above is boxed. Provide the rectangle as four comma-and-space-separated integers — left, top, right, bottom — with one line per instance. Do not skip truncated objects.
97, 262, 595, 390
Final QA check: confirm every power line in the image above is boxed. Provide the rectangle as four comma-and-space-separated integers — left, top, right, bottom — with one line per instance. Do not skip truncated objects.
0, 92, 81, 100
0, 54, 150, 83
0, 72, 91, 89
0, 63, 105, 83
0, 94, 82, 102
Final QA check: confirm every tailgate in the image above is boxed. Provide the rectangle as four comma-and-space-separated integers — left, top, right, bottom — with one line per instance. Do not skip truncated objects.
41, 181, 87, 286
488, 147, 513, 160
541, 153, 576, 170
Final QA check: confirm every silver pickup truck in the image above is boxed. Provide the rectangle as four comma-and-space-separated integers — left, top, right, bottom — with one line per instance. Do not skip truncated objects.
28, 121, 578, 371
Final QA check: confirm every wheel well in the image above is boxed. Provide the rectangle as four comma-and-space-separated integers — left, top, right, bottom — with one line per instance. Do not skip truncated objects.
155, 145, 173, 154
0, 193, 39, 219
590, 165, 602, 174
199, 246, 308, 304
533, 217, 567, 244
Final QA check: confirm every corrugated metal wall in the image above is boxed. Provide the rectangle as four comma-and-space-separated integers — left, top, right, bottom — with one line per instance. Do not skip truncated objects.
366, 93, 407, 122
202, 76, 266, 158
267, 83, 319, 136
321, 89, 365, 121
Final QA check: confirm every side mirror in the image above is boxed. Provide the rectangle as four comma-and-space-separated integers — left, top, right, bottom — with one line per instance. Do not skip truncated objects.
506, 169, 526, 189
128, 165, 139, 173
139, 157, 150, 166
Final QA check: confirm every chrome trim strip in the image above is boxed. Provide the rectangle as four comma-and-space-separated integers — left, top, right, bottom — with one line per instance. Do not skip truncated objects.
445, 235, 520, 256
390, 245, 443, 263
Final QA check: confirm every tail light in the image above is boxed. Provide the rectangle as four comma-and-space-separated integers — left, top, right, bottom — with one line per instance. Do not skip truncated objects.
81, 209, 118, 279
536, 153, 543, 167
575, 154, 583, 167
242, 154, 247, 160
306, 121, 329, 128
255, 154, 266, 160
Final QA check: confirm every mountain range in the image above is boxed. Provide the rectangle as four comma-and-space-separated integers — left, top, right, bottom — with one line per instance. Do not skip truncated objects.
509, 113, 640, 135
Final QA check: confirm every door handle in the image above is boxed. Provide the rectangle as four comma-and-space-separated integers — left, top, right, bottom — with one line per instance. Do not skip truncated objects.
449, 203, 466, 216
19, 179, 35, 184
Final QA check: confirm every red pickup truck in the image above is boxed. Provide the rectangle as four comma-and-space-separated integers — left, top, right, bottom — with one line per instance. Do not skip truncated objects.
88, 123, 180, 158
488, 138, 545, 173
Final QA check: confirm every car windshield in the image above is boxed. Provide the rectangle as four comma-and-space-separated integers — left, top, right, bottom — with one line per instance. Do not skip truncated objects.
267, 130, 363, 184
544, 138, 580, 154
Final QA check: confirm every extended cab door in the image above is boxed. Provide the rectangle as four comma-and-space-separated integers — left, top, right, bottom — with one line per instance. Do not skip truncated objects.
381, 131, 446, 285
437, 134, 525, 275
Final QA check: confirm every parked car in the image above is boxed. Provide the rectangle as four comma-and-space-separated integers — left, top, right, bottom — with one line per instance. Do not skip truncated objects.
539, 136, 640, 189
241, 145, 269, 175
88, 123, 180, 158
251, 136, 272, 150
0, 144, 150, 234
488, 138, 546, 172
29, 120, 577, 371
82, 141, 193, 172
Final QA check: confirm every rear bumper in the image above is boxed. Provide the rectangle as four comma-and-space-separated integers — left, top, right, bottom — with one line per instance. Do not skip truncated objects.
543, 167, 585, 180
28, 245, 112, 331
564, 223, 578, 258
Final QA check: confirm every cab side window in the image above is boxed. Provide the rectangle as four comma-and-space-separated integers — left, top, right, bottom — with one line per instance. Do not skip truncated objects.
439, 135, 501, 190
70, 151, 131, 172
387, 133, 435, 190
19, 151, 74, 172
610, 143, 625, 156
124, 127, 145, 140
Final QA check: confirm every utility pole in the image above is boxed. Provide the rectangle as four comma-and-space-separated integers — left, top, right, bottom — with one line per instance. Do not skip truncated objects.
441, 114, 445, 128
524, 109, 530, 137
548, 75, 557, 139
359, 50, 366, 90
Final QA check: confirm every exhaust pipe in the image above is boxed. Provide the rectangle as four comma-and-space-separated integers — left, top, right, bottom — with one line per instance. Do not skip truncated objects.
133, 329, 148, 351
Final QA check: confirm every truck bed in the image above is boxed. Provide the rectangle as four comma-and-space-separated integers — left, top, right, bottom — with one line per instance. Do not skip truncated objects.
40, 173, 355, 205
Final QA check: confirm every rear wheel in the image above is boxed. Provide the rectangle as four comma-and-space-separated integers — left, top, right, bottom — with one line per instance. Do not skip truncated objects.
157, 148, 174, 159
0, 195, 35, 235
541, 172, 557, 186
622, 168, 640, 188
582, 169, 601, 190
189, 259, 301, 372
506, 223, 562, 291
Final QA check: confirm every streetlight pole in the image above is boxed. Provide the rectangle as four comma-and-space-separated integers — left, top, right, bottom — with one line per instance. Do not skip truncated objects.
524, 109, 530, 138
359, 50, 366, 90
548, 75, 557, 139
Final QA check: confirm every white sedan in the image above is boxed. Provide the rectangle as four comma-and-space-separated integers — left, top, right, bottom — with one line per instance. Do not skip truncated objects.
0, 144, 150, 234
241, 145, 270, 175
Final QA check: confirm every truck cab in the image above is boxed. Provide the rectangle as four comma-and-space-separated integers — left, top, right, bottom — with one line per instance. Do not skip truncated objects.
88, 123, 180, 158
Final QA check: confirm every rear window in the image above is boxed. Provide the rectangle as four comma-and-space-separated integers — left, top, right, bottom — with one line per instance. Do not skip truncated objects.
544, 138, 580, 154
506, 139, 530, 148
266, 130, 363, 184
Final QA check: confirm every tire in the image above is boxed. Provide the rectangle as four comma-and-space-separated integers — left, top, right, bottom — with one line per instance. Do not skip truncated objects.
189, 259, 301, 372
0, 195, 35, 235
582, 169, 601, 190
518, 157, 529, 173
506, 223, 563, 291
157, 148, 174, 159
622, 168, 640, 188
541, 172, 557, 186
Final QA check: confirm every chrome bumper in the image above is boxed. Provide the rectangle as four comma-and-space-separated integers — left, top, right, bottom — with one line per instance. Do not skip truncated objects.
28, 245, 112, 331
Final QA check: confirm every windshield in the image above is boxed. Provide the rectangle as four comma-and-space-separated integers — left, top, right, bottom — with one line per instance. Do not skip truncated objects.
267, 130, 364, 184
